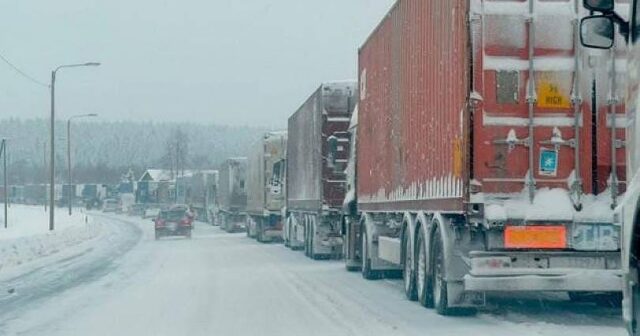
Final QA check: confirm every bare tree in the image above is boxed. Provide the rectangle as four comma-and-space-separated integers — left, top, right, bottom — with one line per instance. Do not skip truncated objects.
163, 127, 190, 178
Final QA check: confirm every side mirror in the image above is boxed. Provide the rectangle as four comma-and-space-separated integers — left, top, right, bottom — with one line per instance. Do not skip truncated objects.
327, 135, 338, 169
583, 0, 614, 12
580, 16, 615, 49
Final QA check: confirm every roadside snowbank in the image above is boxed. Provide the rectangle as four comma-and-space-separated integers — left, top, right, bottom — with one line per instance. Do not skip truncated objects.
0, 205, 101, 274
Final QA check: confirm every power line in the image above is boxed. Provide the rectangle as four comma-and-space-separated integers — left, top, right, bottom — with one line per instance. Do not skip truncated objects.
0, 51, 49, 88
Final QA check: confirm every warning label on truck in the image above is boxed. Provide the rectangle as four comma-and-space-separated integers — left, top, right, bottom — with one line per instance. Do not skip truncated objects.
539, 148, 558, 177
536, 72, 571, 109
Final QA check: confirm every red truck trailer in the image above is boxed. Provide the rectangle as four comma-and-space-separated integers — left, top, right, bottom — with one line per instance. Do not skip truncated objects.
284, 81, 357, 258
342, 0, 626, 314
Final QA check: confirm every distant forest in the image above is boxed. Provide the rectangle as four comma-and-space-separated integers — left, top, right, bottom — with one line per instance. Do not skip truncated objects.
0, 118, 271, 184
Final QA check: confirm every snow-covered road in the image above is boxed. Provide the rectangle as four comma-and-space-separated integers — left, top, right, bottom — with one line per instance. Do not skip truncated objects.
0, 214, 628, 336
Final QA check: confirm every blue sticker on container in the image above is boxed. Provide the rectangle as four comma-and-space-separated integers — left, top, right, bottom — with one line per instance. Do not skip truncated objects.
539, 148, 558, 176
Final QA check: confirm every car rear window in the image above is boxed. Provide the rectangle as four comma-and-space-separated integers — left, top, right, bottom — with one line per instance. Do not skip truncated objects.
161, 211, 185, 221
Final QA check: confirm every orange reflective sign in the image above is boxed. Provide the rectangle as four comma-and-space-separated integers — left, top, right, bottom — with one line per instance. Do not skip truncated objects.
536, 73, 571, 109
504, 226, 567, 249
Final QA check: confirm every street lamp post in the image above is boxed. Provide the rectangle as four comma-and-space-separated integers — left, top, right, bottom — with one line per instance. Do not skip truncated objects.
50, 62, 100, 231
43, 140, 47, 212
67, 113, 98, 215
1, 139, 7, 229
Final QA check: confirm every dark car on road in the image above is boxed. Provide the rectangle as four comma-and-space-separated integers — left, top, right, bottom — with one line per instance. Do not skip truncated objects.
153, 207, 194, 240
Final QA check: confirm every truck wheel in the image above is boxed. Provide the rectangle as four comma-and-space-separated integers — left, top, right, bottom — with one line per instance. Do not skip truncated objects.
288, 217, 296, 249
283, 217, 289, 247
284, 230, 290, 248
309, 217, 318, 259
256, 220, 262, 242
403, 228, 417, 301
416, 226, 434, 308
361, 226, 379, 280
432, 227, 458, 315
304, 217, 310, 257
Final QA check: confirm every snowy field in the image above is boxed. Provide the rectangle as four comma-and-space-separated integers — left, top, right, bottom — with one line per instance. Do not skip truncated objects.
0, 213, 627, 336
0, 204, 92, 240
0, 205, 101, 278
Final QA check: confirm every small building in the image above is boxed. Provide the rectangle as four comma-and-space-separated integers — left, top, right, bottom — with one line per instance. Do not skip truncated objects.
137, 169, 175, 205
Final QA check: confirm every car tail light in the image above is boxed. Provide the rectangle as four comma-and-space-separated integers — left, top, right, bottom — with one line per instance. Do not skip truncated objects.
155, 220, 164, 228
180, 218, 191, 226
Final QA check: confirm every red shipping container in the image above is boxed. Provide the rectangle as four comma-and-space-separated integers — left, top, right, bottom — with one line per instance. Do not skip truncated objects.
357, 0, 626, 221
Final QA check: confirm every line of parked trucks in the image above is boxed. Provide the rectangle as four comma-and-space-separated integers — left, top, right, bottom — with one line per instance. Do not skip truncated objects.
211, 0, 640, 333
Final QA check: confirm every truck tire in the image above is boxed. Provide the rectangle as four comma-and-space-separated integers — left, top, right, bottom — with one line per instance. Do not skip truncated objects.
284, 216, 292, 248
309, 217, 319, 259
304, 216, 311, 257
361, 226, 379, 280
344, 218, 361, 272
403, 228, 417, 301
257, 219, 263, 243
416, 226, 434, 308
431, 227, 474, 315
283, 217, 289, 247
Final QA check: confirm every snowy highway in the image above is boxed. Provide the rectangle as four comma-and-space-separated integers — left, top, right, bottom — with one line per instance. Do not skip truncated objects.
0, 214, 628, 336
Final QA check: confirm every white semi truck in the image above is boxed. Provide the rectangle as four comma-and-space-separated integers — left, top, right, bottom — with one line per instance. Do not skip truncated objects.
246, 132, 287, 242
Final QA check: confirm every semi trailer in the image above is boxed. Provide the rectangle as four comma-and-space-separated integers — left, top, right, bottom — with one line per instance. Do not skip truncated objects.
217, 157, 248, 233
284, 81, 357, 258
341, 0, 626, 315
246, 131, 288, 242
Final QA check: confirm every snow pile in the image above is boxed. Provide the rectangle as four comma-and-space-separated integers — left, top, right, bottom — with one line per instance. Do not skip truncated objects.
0, 205, 101, 273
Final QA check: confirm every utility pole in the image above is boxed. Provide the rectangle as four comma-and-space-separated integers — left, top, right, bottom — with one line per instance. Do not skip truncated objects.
67, 118, 71, 215
1, 139, 7, 229
50, 62, 101, 231
44, 140, 47, 212
50, 69, 55, 231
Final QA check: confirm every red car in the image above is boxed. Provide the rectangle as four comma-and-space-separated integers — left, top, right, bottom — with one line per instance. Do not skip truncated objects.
153, 207, 194, 240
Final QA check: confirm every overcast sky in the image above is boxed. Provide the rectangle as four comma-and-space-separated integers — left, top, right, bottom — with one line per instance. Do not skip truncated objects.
0, 0, 394, 128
